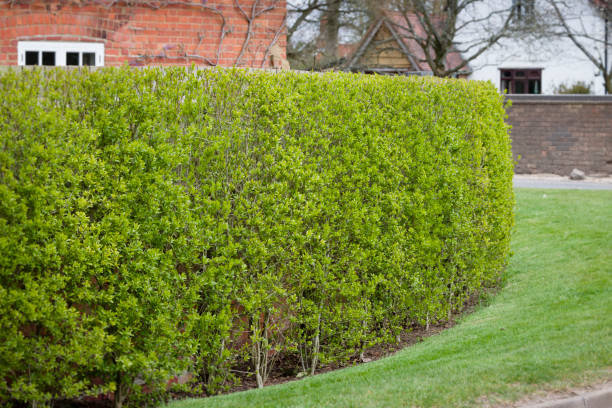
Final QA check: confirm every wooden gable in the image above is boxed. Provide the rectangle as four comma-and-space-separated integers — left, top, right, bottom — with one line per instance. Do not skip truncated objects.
347, 19, 420, 72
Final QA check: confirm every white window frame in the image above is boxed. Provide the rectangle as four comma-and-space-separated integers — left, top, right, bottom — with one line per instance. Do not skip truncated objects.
18, 41, 105, 67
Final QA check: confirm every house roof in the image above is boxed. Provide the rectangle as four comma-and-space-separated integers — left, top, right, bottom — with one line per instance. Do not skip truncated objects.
344, 10, 470, 75
337, 43, 359, 60
591, 0, 611, 10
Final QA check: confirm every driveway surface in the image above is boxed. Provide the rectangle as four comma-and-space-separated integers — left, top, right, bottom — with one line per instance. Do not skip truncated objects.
513, 174, 612, 190
519, 384, 612, 408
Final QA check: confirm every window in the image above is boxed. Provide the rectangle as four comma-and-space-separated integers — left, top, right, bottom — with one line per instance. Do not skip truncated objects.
512, 0, 535, 22
42, 52, 56, 66
500, 68, 542, 94
18, 41, 104, 67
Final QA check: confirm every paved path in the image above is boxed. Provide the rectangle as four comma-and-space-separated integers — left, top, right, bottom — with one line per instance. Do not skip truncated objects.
521, 386, 612, 408
513, 175, 612, 191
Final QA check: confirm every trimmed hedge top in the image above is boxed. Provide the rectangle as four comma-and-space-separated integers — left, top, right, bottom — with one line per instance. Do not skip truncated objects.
0, 67, 514, 407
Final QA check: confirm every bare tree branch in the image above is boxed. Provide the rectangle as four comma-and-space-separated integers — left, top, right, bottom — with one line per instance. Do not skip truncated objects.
547, 0, 611, 93
261, 14, 288, 68
389, 0, 516, 77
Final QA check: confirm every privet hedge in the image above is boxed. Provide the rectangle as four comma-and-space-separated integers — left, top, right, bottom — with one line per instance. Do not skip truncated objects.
0, 67, 514, 407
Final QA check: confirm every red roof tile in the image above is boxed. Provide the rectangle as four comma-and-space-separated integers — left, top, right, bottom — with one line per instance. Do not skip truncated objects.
345, 10, 469, 74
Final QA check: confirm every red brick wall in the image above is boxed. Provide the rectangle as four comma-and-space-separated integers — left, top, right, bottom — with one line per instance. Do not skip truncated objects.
507, 95, 612, 176
0, 0, 286, 67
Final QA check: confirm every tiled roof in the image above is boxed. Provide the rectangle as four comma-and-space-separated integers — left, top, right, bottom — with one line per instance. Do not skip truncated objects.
383, 10, 467, 72
345, 10, 470, 74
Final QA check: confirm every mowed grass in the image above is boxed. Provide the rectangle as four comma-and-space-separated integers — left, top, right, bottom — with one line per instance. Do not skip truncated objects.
169, 189, 612, 408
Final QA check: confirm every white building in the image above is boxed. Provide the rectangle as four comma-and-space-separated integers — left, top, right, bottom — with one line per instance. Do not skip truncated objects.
466, 0, 610, 94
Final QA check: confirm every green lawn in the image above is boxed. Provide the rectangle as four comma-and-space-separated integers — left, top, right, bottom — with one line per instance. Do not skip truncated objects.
169, 189, 612, 408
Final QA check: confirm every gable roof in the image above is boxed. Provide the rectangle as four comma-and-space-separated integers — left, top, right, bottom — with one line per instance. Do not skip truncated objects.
346, 17, 423, 72
591, 0, 611, 10
344, 10, 470, 76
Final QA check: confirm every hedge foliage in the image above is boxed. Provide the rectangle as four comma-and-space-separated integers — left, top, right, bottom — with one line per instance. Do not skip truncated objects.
0, 67, 514, 407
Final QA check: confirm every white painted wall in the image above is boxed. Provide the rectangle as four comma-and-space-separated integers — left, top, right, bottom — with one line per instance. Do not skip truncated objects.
464, 0, 608, 94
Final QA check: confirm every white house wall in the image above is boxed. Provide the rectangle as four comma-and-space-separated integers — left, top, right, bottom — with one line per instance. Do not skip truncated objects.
464, 0, 607, 94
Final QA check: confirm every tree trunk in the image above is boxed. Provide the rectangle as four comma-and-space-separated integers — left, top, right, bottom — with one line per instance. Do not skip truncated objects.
322, 0, 341, 65
310, 304, 323, 376
254, 326, 264, 389
114, 374, 128, 408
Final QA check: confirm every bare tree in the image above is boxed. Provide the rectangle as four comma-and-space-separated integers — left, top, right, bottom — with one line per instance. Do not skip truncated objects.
387, 0, 518, 77
287, 0, 375, 69
287, 0, 324, 45
547, 0, 611, 94
288, 0, 530, 75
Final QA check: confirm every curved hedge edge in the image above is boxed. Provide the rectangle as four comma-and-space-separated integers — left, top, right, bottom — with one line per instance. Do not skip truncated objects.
0, 67, 514, 407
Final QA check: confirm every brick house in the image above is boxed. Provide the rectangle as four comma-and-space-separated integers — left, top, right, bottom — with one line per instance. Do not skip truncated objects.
0, 0, 287, 68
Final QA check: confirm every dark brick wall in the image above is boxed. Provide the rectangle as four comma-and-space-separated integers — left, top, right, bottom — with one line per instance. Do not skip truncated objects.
506, 95, 612, 176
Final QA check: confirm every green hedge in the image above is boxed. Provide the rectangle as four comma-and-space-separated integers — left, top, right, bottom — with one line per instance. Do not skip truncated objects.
0, 67, 514, 407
